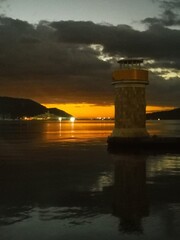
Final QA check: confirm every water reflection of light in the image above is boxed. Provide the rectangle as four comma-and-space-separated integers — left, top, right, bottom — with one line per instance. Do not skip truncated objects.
59, 122, 62, 137
43, 120, 113, 142
43, 120, 180, 143
91, 173, 113, 191
146, 120, 180, 137
147, 155, 180, 178
71, 121, 75, 137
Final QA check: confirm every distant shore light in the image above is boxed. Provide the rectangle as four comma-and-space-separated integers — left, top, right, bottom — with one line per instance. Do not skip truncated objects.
70, 117, 75, 122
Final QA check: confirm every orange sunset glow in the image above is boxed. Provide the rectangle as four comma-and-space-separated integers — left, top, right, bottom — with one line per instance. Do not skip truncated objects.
44, 103, 114, 118
43, 103, 174, 119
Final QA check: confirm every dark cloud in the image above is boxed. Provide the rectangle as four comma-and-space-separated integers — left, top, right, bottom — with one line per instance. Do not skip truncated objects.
147, 73, 180, 107
51, 20, 180, 66
143, 0, 180, 27
0, 16, 179, 108
159, 0, 180, 9
0, 18, 110, 75
142, 10, 180, 27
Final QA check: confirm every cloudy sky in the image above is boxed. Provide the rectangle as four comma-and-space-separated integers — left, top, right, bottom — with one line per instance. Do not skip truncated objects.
0, 0, 179, 117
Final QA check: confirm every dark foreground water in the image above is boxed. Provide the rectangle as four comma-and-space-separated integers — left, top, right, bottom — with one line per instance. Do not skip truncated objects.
0, 120, 180, 240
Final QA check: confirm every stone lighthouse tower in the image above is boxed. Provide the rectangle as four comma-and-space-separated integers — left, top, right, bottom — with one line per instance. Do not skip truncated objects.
111, 58, 149, 138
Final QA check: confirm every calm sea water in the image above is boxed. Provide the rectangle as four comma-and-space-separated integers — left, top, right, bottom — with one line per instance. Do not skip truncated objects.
0, 120, 180, 240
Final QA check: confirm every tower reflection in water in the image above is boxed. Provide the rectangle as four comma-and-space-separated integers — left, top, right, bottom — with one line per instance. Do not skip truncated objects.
112, 154, 149, 234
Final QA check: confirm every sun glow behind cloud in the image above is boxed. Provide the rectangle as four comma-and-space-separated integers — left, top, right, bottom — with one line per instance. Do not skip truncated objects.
44, 103, 114, 119
89, 44, 113, 62
149, 67, 180, 80
43, 103, 174, 118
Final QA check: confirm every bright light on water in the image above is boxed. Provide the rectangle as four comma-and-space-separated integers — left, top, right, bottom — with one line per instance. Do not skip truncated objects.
70, 117, 75, 122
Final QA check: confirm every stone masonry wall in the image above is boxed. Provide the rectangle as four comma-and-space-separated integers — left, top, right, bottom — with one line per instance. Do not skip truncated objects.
114, 86, 146, 129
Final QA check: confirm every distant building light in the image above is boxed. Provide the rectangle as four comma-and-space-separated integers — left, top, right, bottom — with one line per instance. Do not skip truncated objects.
59, 117, 62, 121
70, 117, 75, 122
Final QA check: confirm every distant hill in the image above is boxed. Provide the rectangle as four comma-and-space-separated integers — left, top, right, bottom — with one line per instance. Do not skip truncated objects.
48, 108, 72, 117
146, 108, 180, 120
0, 96, 72, 119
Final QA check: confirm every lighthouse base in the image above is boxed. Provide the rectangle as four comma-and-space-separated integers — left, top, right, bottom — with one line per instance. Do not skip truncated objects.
112, 127, 149, 138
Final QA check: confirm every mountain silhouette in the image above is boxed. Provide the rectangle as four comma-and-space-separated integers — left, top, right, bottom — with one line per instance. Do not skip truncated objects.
0, 96, 72, 119
146, 108, 180, 120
